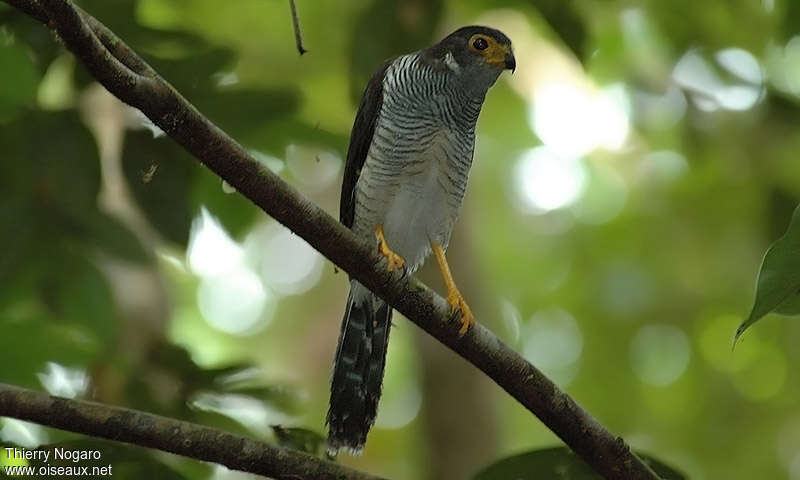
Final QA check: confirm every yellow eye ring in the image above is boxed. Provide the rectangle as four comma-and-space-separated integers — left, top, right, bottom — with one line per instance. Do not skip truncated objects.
469, 34, 493, 53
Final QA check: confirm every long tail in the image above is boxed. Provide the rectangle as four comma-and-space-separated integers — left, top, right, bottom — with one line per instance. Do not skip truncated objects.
327, 279, 392, 455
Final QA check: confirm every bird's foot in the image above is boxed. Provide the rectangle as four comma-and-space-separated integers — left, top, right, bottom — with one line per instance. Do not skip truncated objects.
430, 241, 474, 335
375, 225, 405, 273
446, 287, 474, 336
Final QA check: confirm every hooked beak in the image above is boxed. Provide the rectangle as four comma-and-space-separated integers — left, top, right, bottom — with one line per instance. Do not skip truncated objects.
486, 44, 516, 73
504, 52, 516, 73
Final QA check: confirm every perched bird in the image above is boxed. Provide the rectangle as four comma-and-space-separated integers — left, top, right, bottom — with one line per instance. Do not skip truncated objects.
327, 25, 515, 454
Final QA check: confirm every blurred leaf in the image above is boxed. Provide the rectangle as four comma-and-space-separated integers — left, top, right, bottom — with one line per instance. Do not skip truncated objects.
0, 110, 99, 212
349, 0, 444, 101
195, 88, 301, 137
185, 352, 299, 412
0, 250, 116, 386
736, 204, 800, 342
147, 47, 236, 95
189, 164, 260, 238
78, 211, 150, 263
0, 8, 63, 68
122, 343, 208, 416
70, 0, 148, 46
37, 198, 151, 265
0, 40, 40, 121
71, 4, 231, 92
123, 129, 264, 245
0, 201, 42, 308
147, 343, 225, 389
529, 0, 586, 59
125, 343, 298, 426
645, 0, 773, 53
783, 0, 800, 43
271, 425, 327, 457
473, 447, 686, 480
50, 254, 119, 344
246, 119, 349, 169
186, 408, 261, 438
767, 188, 800, 242
463, 0, 586, 59
122, 133, 195, 245
0, 314, 98, 388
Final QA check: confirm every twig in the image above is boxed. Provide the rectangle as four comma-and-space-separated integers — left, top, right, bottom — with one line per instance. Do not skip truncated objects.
2, 1, 661, 479
288, 0, 307, 55
0, 383, 385, 480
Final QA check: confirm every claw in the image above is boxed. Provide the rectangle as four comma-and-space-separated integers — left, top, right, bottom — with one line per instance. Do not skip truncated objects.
447, 288, 474, 336
376, 225, 405, 273
399, 263, 409, 280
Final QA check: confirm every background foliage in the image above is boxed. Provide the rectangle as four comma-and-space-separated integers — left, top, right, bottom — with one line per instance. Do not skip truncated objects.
1, 0, 799, 479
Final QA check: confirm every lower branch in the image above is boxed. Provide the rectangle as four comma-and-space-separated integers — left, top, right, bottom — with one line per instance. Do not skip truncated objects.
0, 383, 385, 480
3, 1, 661, 479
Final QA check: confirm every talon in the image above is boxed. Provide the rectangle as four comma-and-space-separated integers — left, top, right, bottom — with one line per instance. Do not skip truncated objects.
447, 289, 474, 336
376, 225, 405, 273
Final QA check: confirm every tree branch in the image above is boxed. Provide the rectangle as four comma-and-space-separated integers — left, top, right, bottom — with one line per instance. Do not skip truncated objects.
288, 0, 307, 55
3, 1, 662, 479
0, 383, 385, 480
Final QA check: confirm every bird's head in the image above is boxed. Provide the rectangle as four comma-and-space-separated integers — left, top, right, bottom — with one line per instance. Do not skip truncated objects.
425, 25, 515, 88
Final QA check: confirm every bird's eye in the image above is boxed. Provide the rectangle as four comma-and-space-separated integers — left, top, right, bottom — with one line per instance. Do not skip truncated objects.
472, 37, 489, 51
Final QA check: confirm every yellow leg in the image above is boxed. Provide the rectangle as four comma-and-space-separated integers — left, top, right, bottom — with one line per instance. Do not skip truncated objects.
431, 242, 474, 335
376, 225, 405, 272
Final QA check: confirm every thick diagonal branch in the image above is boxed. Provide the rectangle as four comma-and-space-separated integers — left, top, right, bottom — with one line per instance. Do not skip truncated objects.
3, 1, 661, 479
0, 383, 384, 480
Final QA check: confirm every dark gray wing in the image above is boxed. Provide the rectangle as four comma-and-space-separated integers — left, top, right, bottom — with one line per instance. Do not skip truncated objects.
340, 60, 392, 229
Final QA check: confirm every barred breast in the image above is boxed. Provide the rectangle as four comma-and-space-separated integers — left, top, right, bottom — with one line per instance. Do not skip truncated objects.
352, 53, 483, 272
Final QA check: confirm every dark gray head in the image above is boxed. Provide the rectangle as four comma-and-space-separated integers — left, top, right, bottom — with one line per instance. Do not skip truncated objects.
423, 25, 515, 90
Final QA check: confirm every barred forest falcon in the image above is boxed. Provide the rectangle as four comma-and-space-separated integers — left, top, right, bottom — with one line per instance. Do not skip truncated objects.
327, 26, 515, 454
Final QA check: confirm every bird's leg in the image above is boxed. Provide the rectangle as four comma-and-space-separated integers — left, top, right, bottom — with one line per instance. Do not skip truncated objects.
375, 225, 405, 272
431, 241, 474, 335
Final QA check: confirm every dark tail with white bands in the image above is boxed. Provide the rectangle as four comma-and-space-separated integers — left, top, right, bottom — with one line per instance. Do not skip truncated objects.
327, 280, 392, 455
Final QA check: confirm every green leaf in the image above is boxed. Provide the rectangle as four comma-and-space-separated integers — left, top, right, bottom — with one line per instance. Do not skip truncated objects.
122, 130, 266, 246
189, 165, 260, 238
0, 110, 100, 211
194, 88, 301, 137
0, 315, 98, 388
736, 204, 800, 342
0, 200, 42, 308
0, 40, 40, 121
51, 254, 119, 345
72, 211, 151, 264
0, 8, 63, 68
473, 447, 686, 480
0, 250, 117, 387
121, 133, 195, 246
349, 0, 444, 101
147, 47, 236, 94
122, 343, 298, 427
528, 0, 587, 59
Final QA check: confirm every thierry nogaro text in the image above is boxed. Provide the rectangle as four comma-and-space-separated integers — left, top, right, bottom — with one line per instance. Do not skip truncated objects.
3, 447, 113, 476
